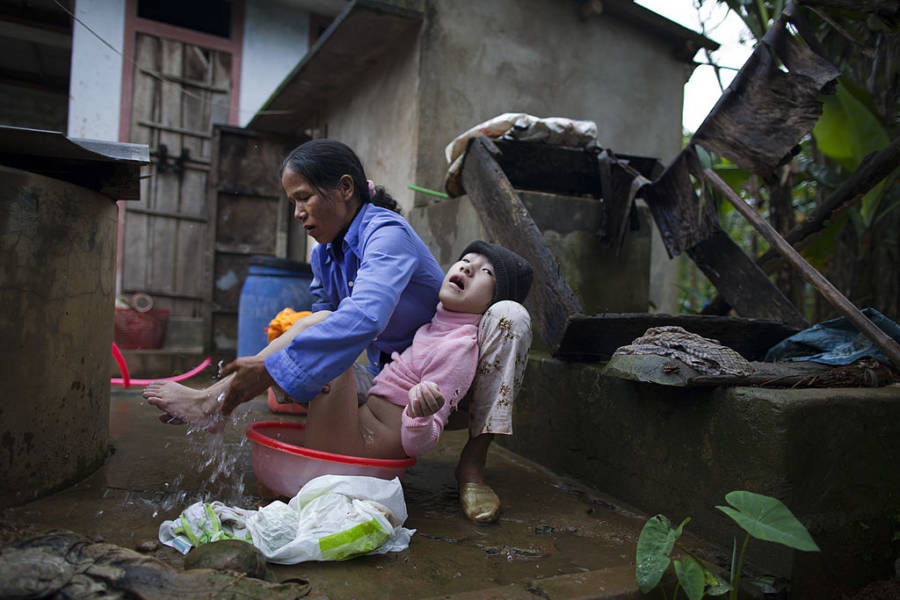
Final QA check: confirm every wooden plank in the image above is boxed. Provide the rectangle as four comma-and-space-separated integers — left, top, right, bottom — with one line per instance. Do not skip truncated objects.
489, 140, 662, 199
155, 38, 183, 215
687, 228, 808, 329
175, 219, 206, 299
137, 120, 212, 140
641, 148, 719, 258
138, 68, 227, 92
150, 217, 177, 295
460, 137, 582, 355
213, 253, 252, 313
130, 33, 160, 147
215, 194, 279, 255
210, 51, 231, 129
180, 166, 208, 218
705, 168, 900, 369
126, 206, 207, 223
556, 313, 799, 362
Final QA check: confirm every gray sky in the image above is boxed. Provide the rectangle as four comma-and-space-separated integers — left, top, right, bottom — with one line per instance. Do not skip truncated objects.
635, 0, 753, 132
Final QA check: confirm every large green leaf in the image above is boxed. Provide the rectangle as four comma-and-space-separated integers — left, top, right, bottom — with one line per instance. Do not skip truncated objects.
716, 491, 820, 552
674, 557, 706, 600
813, 80, 889, 171
635, 515, 689, 592
813, 80, 891, 226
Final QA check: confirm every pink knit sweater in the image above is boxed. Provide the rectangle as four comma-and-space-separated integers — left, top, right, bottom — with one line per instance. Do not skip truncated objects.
368, 303, 481, 457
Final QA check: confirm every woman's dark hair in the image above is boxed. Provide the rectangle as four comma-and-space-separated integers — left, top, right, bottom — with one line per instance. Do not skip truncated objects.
280, 139, 400, 213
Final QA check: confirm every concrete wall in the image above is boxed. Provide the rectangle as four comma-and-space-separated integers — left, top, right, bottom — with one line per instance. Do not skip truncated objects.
415, 0, 688, 191
505, 355, 900, 599
68, 0, 125, 141
0, 166, 116, 509
319, 31, 422, 213
408, 0, 688, 312
239, 0, 311, 127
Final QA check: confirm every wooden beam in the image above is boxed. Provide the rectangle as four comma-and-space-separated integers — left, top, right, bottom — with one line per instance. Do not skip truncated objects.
460, 137, 582, 355
687, 228, 808, 329
703, 135, 900, 316
705, 168, 900, 369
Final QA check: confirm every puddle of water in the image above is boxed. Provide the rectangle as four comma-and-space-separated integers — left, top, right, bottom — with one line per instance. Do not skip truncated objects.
126, 404, 264, 518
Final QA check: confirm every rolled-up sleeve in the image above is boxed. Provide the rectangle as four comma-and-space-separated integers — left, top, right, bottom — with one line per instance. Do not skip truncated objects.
265, 223, 420, 402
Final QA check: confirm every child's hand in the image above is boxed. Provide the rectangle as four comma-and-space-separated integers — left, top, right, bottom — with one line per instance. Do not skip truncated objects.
407, 381, 445, 418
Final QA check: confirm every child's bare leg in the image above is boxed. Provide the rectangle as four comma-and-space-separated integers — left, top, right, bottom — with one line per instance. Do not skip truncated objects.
304, 369, 363, 455
304, 370, 405, 459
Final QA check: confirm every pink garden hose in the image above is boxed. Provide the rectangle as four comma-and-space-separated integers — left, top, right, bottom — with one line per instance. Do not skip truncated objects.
111, 342, 212, 387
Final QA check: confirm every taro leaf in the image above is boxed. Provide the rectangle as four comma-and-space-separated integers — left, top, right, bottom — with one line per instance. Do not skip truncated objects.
635, 515, 689, 592
716, 491, 821, 552
673, 557, 705, 600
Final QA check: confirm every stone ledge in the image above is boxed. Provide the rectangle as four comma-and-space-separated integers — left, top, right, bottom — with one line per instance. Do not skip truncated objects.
501, 355, 900, 599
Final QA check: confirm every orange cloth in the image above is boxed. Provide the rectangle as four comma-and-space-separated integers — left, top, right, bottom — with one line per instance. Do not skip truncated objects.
267, 308, 313, 343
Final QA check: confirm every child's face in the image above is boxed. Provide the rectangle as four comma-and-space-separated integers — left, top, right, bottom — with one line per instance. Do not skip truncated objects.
439, 253, 495, 314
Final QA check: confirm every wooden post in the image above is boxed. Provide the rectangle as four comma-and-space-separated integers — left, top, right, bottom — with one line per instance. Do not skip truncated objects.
704, 168, 900, 369
461, 137, 582, 355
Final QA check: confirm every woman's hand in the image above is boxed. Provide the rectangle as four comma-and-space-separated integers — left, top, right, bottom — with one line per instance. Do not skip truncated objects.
406, 381, 445, 418
220, 356, 275, 415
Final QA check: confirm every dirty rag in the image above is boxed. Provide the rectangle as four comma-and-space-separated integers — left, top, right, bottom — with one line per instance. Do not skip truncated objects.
613, 325, 754, 376
158, 475, 415, 564
765, 308, 900, 366
444, 113, 598, 165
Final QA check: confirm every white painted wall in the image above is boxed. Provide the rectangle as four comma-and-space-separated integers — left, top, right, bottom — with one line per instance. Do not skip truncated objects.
67, 0, 125, 141
239, 0, 311, 127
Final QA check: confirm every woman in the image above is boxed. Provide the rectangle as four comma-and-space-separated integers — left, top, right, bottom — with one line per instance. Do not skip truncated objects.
145, 139, 532, 523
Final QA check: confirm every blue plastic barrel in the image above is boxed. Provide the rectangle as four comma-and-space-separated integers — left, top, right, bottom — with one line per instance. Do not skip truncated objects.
237, 256, 315, 357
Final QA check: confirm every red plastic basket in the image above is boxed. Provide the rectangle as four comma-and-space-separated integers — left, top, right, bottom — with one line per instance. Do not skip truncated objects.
114, 307, 170, 349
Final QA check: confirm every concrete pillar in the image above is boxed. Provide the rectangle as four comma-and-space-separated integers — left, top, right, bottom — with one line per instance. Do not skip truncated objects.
0, 166, 116, 508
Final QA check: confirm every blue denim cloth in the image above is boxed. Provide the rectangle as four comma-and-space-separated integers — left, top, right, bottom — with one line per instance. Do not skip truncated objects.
265, 203, 444, 402
765, 308, 900, 365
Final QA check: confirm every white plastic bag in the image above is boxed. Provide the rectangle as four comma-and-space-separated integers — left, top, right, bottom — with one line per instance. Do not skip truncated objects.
158, 475, 415, 564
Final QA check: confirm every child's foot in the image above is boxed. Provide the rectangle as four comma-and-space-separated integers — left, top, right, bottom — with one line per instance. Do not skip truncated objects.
143, 381, 223, 430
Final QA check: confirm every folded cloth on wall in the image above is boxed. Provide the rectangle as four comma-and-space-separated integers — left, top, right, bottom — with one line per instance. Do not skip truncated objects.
765, 308, 900, 366
159, 475, 415, 564
444, 113, 598, 165
613, 325, 754, 377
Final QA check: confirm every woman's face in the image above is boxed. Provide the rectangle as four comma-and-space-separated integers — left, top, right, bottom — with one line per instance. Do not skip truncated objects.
282, 167, 357, 244
439, 253, 496, 314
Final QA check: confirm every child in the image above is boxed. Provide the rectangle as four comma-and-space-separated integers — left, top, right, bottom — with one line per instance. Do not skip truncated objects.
302, 241, 533, 460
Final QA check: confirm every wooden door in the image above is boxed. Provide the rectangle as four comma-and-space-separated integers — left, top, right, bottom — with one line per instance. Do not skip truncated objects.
208, 125, 306, 355
121, 33, 233, 350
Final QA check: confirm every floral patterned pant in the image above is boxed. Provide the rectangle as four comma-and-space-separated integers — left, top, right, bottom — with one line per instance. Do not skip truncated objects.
354, 300, 532, 438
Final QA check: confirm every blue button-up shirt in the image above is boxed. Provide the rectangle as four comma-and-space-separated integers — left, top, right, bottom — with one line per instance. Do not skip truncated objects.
265, 202, 444, 402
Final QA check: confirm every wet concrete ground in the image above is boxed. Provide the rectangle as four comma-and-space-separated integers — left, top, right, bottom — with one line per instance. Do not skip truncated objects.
0, 386, 723, 599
